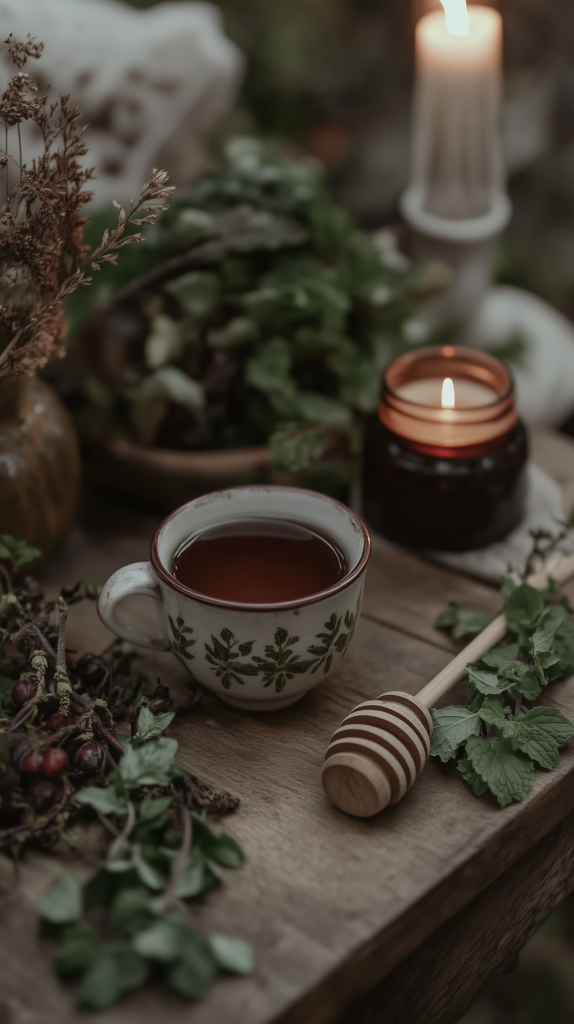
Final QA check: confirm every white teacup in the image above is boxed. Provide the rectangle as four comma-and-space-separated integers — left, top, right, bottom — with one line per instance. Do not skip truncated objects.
98, 486, 371, 711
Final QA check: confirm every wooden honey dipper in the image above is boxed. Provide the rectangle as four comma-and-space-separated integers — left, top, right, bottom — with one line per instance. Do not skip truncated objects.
322, 552, 574, 817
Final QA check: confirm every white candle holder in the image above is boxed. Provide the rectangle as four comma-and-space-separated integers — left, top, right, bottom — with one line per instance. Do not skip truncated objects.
401, 5, 511, 329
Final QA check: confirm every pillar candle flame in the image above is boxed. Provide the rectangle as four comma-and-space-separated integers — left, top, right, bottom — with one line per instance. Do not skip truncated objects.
442, 377, 455, 408
439, 0, 470, 37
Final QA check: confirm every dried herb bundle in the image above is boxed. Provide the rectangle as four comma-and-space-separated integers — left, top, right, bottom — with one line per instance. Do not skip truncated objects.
0, 34, 173, 378
0, 537, 252, 1009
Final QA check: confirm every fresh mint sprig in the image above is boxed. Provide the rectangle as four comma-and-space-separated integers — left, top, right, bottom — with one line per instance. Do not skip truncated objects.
432, 579, 574, 806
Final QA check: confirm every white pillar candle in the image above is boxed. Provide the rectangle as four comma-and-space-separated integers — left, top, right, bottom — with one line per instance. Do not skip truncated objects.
396, 377, 498, 409
408, 4, 503, 222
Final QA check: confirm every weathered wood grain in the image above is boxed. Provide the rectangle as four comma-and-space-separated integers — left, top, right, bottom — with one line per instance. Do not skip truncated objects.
2, 509, 574, 1024
362, 534, 497, 652
339, 808, 574, 1024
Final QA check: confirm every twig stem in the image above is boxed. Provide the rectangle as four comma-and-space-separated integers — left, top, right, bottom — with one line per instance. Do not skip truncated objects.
0, 564, 12, 594
107, 801, 136, 861
56, 599, 68, 666
162, 794, 192, 905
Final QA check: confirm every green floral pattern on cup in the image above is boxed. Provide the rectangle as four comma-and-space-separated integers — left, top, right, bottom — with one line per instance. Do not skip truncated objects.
307, 607, 359, 676
204, 628, 260, 689
168, 592, 362, 693
168, 615, 196, 663
252, 629, 317, 693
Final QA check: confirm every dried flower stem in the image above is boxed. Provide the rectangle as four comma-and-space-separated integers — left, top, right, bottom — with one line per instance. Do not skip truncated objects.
107, 801, 136, 861
0, 36, 173, 378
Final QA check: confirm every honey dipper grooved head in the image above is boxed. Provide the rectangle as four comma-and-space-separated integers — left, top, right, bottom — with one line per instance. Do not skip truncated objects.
322, 691, 433, 817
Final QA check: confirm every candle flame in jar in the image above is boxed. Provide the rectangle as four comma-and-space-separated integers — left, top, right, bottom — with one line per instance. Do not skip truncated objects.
442, 377, 455, 408
439, 0, 470, 36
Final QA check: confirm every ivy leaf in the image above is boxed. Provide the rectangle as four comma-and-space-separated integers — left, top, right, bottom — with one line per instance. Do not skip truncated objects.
208, 935, 254, 975
53, 924, 100, 978
430, 706, 481, 762
531, 610, 564, 676
297, 391, 352, 427
110, 888, 156, 936
500, 707, 574, 769
538, 603, 568, 636
498, 662, 543, 702
175, 849, 208, 899
483, 644, 519, 668
119, 737, 178, 788
40, 874, 82, 925
554, 619, 574, 678
466, 666, 511, 696
0, 534, 41, 571
500, 717, 560, 770
133, 917, 184, 962
191, 813, 245, 867
75, 786, 128, 816
0, 675, 14, 709
134, 707, 175, 742
78, 943, 150, 1010
105, 860, 133, 874
521, 707, 574, 747
164, 270, 220, 317
245, 337, 296, 401
500, 576, 517, 600
435, 601, 491, 639
457, 758, 490, 796
165, 934, 218, 1002
503, 584, 544, 642
138, 795, 173, 821
207, 834, 245, 868
269, 421, 329, 471
127, 366, 205, 414
477, 695, 507, 728
132, 845, 166, 891
465, 735, 534, 807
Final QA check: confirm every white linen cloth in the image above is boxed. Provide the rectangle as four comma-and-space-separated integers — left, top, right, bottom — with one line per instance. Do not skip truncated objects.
468, 286, 574, 429
430, 462, 572, 583
0, 0, 243, 207
358, 462, 572, 585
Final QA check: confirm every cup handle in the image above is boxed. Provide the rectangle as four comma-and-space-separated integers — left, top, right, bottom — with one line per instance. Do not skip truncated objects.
98, 562, 170, 651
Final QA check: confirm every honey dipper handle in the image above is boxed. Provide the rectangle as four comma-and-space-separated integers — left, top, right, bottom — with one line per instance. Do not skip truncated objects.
417, 552, 574, 709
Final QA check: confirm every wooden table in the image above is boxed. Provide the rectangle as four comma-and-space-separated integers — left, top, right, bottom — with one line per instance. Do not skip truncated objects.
3, 452, 574, 1024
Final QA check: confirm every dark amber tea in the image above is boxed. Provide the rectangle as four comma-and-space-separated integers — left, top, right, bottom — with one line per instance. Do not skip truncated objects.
172, 517, 347, 603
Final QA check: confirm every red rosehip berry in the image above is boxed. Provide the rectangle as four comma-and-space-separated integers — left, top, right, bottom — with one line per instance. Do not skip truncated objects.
42, 748, 69, 777
46, 713, 78, 731
75, 741, 104, 772
46, 712, 65, 731
20, 750, 44, 775
11, 679, 37, 706
28, 780, 57, 811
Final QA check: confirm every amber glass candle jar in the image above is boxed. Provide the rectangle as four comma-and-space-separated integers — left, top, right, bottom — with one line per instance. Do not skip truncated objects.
362, 345, 527, 551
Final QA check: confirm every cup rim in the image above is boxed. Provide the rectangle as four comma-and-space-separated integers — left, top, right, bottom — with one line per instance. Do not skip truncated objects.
150, 485, 371, 611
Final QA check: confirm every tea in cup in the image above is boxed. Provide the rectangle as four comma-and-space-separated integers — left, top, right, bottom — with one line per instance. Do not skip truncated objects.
98, 486, 371, 710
